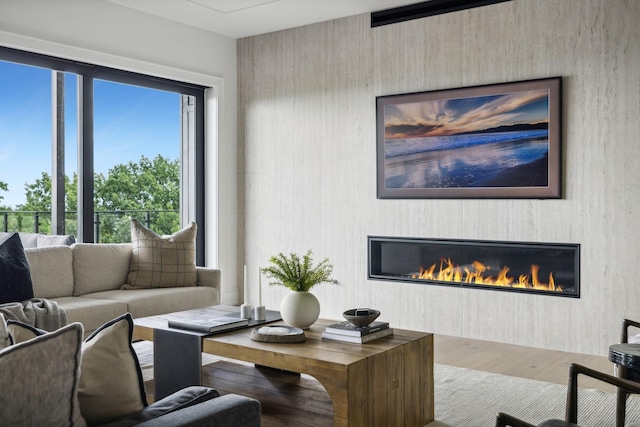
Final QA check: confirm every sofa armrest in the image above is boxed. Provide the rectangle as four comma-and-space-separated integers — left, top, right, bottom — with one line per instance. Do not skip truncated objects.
195, 267, 221, 289
98, 387, 261, 427
135, 393, 261, 427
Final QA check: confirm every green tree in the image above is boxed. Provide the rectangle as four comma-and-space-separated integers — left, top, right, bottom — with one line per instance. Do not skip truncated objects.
21, 172, 79, 234
0, 181, 8, 203
18, 155, 179, 242
95, 155, 179, 242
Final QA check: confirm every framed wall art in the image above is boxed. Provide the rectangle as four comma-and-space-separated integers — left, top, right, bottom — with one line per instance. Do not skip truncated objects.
376, 77, 562, 199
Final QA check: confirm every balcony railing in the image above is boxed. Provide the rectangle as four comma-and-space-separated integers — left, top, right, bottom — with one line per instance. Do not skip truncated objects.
0, 209, 179, 243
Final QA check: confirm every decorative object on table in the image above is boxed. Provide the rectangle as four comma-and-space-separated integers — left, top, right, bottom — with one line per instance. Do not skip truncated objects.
167, 316, 249, 333
321, 327, 394, 344
253, 305, 266, 321
262, 250, 333, 329
250, 326, 306, 343
240, 265, 253, 319
325, 319, 389, 337
253, 267, 266, 321
342, 308, 381, 327
376, 77, 562, 200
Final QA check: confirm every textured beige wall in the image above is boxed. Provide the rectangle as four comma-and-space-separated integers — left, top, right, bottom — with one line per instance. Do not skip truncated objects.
238, 0, 640, 355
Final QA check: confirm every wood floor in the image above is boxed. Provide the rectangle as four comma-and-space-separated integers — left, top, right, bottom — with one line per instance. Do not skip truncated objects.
433, 334, 615, 393
143, 333, 617, 426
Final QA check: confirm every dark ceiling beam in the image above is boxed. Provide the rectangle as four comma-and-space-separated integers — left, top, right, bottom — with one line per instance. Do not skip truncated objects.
371, 0, 513, 27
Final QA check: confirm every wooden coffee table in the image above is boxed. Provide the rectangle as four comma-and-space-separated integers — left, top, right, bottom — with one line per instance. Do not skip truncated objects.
133, 305, 434, 427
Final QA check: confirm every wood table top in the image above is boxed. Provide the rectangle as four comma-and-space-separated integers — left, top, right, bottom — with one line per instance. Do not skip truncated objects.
133, 304, 431, 367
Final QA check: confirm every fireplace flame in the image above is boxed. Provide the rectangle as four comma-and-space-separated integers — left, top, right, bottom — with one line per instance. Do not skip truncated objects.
411, 258, 561, 292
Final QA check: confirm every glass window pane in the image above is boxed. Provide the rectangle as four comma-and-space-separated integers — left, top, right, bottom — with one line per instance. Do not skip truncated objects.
93, 79, 181, 243
0, 60, 49, 231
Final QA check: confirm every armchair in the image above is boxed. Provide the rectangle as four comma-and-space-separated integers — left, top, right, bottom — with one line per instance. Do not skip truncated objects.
495, 363, 640, 427
621, 318, 640, 345
614, 319, 640, 427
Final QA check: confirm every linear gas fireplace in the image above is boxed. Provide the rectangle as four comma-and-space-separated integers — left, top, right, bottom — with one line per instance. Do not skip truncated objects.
368, 236, 580, 297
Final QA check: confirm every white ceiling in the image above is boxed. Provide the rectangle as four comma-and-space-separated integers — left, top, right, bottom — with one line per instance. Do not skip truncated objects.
105, 0, 422, 39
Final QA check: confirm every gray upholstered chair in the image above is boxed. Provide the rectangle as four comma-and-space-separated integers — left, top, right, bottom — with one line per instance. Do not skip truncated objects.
615, 319, 640, 427
495, 363, 640, 427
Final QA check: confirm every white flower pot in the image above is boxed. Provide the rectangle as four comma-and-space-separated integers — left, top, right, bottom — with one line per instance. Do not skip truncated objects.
280, 291, 320, 329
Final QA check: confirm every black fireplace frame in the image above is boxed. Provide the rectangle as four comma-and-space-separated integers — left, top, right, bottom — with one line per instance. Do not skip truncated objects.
368, 236, 580, 298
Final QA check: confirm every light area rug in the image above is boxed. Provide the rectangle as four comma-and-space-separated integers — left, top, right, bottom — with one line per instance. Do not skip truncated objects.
133, 341, 640, 426
430, 364, 640, 427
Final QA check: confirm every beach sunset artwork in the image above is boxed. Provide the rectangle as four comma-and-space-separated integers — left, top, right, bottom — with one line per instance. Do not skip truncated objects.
376, 78, 562, 199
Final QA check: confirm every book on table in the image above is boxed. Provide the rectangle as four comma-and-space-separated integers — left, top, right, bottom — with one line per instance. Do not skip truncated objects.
167, 316, 249, 333
322, 327, 394, 344
324, 320, 390, 337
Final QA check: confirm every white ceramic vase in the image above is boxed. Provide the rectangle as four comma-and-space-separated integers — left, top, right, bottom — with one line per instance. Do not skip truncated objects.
280, 291, 320, 329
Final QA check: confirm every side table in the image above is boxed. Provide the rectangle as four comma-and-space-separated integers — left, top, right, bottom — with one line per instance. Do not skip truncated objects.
609, 343, 640, 427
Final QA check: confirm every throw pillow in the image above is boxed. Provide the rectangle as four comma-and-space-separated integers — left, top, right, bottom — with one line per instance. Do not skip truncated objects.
0, 313, 9, 349
78, 312, 147, 426
124, 218, 197, 289
6, 319, 46, 344
0, 232, 35, 304
0, 322, 86, 426
36, 233, 76, 247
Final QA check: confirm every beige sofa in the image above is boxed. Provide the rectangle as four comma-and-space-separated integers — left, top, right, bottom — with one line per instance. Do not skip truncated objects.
25, 243, 220, 336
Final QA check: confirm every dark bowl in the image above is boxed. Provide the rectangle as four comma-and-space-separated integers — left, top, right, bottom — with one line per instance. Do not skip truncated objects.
342, 309, 381, 327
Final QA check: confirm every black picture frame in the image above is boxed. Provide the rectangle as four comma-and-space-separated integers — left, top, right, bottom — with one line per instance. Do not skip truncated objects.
376, 77, 562, 199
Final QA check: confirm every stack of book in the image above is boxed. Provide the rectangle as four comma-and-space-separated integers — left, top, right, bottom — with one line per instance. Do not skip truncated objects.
321, 320, 393, 343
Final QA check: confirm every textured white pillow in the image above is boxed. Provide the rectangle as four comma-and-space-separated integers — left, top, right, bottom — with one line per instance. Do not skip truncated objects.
124, 219, 197, 289
0, 322, 86, 426
6, 319, 45, 344
78, 313, 147, 425
4, 314, 147, 426
36, 233, 76, 247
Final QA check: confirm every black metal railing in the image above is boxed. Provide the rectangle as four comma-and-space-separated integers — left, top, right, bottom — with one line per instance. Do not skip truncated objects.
0, 209, 179, 243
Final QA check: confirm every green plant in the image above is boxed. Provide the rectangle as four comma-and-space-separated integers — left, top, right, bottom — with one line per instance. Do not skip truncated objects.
263, 250, 333, 292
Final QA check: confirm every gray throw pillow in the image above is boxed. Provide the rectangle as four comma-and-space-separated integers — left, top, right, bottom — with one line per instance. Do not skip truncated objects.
0, 233, 34, 304
0, 322, 86, 426
5, 313, 147, 426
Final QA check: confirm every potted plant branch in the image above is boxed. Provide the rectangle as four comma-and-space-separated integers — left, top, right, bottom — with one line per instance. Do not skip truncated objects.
263, 250, 333, 328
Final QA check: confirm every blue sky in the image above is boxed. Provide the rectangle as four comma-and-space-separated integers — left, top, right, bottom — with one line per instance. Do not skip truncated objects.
0, 60, 180, 208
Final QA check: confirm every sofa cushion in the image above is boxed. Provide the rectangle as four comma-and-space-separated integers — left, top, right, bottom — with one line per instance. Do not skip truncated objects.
72, 243, 132, 295
78, 313, 147, 426
0, 232, 75, 248
83, 287, 218, 319
124, 219, 197, 290
25, 245, 75, 298
37, 233, 76, 247
0, 231, 38, 248
52, 296, 128, 337
0, 322, 86, 426
0, 232, 35, 304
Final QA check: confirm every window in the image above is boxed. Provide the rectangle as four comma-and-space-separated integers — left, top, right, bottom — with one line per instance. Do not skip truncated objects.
0, 47, 205, 262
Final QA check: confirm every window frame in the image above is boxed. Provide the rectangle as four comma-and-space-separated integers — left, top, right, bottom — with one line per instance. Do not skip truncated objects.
0, 46, 206, 264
